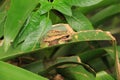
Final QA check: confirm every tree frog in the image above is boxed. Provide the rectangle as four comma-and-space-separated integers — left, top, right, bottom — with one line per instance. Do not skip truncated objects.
40, 24, 75, 47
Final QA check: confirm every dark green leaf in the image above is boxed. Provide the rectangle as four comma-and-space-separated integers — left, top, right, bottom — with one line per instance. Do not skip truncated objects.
104, 46, 120, 60
58, 65, 95, 80
23, 60, 45, 74
56, 56, 81, 64
53, 42, 88, 58
79, 48, 106, 62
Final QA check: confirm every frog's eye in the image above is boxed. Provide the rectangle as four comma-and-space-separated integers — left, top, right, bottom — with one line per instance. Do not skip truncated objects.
66, 35, 70, 38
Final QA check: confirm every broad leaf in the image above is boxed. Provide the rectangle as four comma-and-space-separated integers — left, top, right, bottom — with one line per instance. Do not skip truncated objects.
39, 0, 52, 15
13, 13, 46, 46
4, 0, 39, 51
65, 10, 94, 31
72, 30, 112, 41
77, 0, 120, 14
90, 4, 120, 26
58, 65, 95, 80
0, 13, 5, 37
65, 0, 103, 7
95, 71, 115, 80
53, 42, 89, 58
105, 46, 120, 60
0, 0, 10, 37
53, 0, 72, 16
0, 61, 48, 80
23, 60, 45, 74
22, 17, 52, 51
0, 30, 113, 60
79, 48, 105, 62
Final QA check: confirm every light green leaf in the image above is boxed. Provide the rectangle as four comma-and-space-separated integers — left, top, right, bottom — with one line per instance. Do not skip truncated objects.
65, 0, 103, 7
22, 17, 52, 51
90, 4, 120, 26
72, 30, 112, 41
95, 71, 115, 80
4, 0, 39, 51
0, 12, 5, 37
0, 30, 113, 61
39, 0, 52, 15
76, 0, 120, 14
0, 0, 10, 37
13, 12, 46, 46
65, 10, 94, 31
0, 61, 48, 80
0, 30, 114, 61
53, 0, 72, 16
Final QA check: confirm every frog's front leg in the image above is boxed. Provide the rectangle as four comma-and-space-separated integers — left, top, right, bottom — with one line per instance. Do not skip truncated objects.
58, 35, 72, 44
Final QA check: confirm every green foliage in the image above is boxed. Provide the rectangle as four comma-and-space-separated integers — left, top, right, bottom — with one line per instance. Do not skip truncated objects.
96, 71, 115, 80
4, 0, 39, 51
0, 61, 48, 80
0, 0, 120, 80
65, 10, 94, 31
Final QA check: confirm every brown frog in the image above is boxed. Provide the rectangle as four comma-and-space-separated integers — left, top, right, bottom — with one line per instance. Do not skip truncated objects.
40, 24, 75, 47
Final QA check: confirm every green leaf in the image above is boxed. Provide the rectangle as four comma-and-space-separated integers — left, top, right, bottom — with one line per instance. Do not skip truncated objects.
95, 71, 115, 80
56, 56, 81, 64
65, 0, 103, 7
77, 0, 120, 14
90, 4, 120, 26
65, 10, 94, 31
0, 61, 48, 80
104, 46, 120, 60
53, 0, 72, 16
49, 11, 63, 24
4, 0, 39, 51
79, 48, 106, 62
58, 65, 95, 80
23, 60, 45, 74
13, 12, 46, 46
0, 12, 5, 37
52, 42, 89, 58
72, 30, 112, 41
0, 30, 113, 61
0, 45, 22, 61
39, 0, 52, 15
0, 0, 10, 37
0, 30, 114, 60
22, 17, 52, 51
